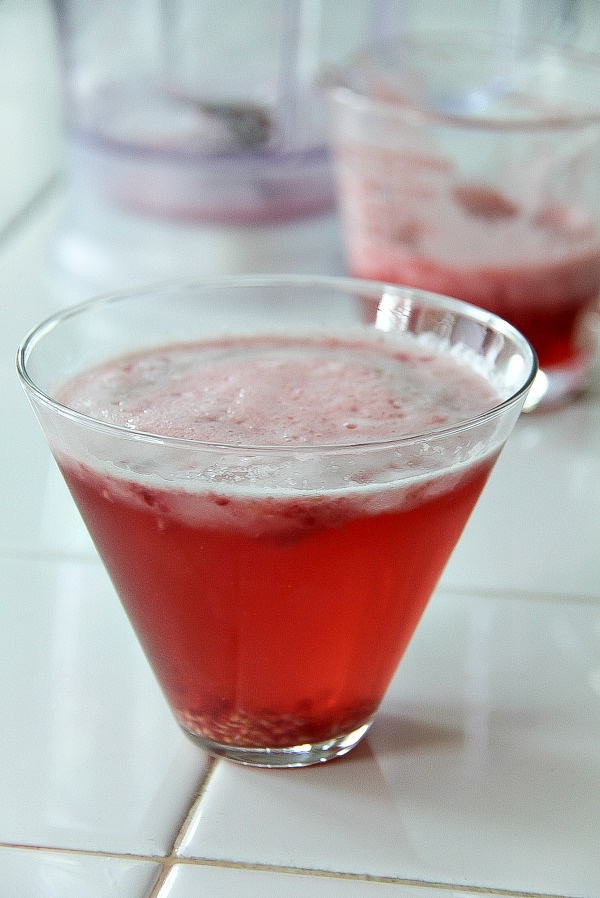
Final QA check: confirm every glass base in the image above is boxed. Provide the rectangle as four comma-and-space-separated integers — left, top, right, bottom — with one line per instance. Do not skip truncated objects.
181, 720, 373, 768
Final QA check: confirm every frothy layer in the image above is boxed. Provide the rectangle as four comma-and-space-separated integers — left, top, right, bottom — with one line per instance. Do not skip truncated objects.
58, 334, 500, 447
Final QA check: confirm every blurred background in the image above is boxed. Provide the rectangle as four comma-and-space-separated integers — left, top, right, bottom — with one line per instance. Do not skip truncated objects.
2, 0, 599, 298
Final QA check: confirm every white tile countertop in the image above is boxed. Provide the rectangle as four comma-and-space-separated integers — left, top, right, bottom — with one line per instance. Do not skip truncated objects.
1, 3, 600, 896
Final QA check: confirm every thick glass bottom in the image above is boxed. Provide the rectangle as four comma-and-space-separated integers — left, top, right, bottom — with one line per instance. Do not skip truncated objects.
181, 720, 373, 768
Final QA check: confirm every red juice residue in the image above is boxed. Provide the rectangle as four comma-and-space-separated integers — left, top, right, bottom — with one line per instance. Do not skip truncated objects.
337, 144, 600, 370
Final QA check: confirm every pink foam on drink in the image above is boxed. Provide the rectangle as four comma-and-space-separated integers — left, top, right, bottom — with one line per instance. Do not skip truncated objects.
58, 335, 500, 446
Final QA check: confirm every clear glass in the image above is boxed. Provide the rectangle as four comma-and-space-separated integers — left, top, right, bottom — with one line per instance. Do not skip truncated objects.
325, 28, 600, 409
17, 276, 536, 767
49, 0, 338, 291
52, 0, 334, 226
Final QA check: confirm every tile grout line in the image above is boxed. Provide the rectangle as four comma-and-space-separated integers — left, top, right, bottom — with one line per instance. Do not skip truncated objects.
0, 841, 573, 898
1, 544, 599, 607
0, 174, 61, 250
156, 860, 575, 898
0, 547, 101, 565
436, 584, 600, 607
144, 756, 222, 897
0, 842, 163, 862
145, 863, 172, 897
171, 757, 220, 856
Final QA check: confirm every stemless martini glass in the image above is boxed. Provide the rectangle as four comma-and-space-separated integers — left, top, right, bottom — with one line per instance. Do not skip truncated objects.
17, 276, 536, 767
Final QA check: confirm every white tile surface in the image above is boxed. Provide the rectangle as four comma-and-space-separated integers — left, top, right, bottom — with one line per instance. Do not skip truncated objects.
442, 398, 600, 599
159, 864, 497, 898
177, 590, 600, 898
1, 3, 600, 896
0, 197, 97, 556
0, 846, 159, 898
0, 555, 211, 856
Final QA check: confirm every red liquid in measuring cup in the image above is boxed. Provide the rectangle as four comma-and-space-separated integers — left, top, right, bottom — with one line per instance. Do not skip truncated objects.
57, 335, 501, 749
338, 148, 600, 372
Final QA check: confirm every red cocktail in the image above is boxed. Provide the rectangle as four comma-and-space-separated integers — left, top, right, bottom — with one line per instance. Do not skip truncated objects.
18, 278, 536, 766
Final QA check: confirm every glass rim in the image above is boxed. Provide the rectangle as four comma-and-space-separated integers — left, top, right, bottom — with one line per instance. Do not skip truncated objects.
16, 274, 537, 454
323, 27, 600, 133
